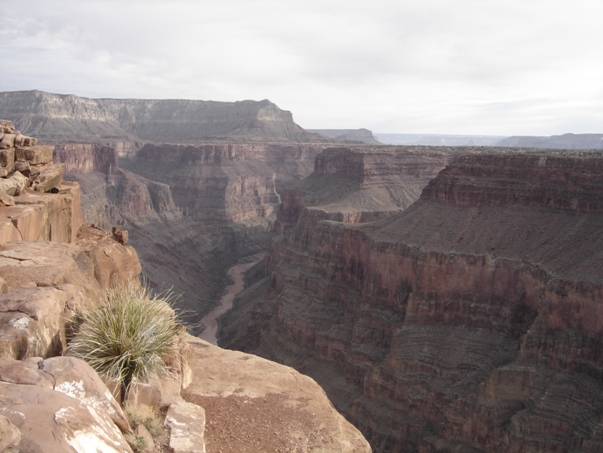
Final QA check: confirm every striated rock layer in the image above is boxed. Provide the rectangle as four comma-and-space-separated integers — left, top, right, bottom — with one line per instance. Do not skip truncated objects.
0, 144, 370, 451
222, 148, 603, 452
54, 141, 325, 326
0, 90, 322, 146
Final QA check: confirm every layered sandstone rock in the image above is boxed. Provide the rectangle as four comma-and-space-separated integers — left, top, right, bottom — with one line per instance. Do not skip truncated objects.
0, 127, 371, 452
0, 90, 322, 144
54, 141, 323, 327
222, 148, 603, 452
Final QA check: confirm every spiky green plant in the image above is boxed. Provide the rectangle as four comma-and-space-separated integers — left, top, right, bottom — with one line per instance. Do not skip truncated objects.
67, 280, 181, 402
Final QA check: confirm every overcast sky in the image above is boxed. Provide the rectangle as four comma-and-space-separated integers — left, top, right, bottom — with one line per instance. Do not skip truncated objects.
2, 0, 602, 136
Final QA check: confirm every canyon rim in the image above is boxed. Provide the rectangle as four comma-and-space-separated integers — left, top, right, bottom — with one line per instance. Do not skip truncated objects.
1, 90, 603, 452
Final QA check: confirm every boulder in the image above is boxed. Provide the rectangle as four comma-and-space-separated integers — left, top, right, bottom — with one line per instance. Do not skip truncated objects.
41, 356, 131, 433
0, 134, 15, 150
14, 160, 32, 177
0, 414, 20, 452
31, 162, 65, 192
0, 381, 133, 453
0, 190, 14, 206
0, 120, 15, 134
0, 286, 78, 359
165, 401, 206, 453
0, 357, 54, 388
135, 423, 155, 452
0, 171, 29, 196
15, 145, 53, 165
112, 225, 129, 246
13, 134, 34, 148
0, 147, 14, 167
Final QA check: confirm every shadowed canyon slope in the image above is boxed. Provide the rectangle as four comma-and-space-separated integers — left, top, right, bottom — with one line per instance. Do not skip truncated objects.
54, 140, 325, 326
0, 122, 371, 452
0, 90, 322, 144
0, 90, 333, 324
221, 148, 603, 452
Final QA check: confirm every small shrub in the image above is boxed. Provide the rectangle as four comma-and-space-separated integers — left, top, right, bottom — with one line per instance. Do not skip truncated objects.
124, 432, 147, 453
67, 280, 182, 402
125, 403, 164, 439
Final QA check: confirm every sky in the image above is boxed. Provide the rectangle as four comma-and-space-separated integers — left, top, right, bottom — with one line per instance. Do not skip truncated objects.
2, 0, 603, 136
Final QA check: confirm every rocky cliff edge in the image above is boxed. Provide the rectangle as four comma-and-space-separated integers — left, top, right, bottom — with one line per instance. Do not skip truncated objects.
0, 121, 370, 452
222, 147, 603, 452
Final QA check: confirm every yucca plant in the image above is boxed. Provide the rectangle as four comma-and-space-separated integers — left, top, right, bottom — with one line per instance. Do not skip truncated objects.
67, 280, 182, 403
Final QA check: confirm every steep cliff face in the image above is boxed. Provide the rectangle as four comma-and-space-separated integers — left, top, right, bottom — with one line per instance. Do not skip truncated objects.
53, 141, 323, 326
54, 143, 178, 226
0, 90, 322, 145
222, 149, 603, 452
0, 161, 370, 452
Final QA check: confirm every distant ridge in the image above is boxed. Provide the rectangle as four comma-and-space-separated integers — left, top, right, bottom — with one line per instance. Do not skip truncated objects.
309, 128, 382, 145
496, 133, 603, 149
0, 90, 323, 143
376, 132, 603, 150
375, 133, 506, 147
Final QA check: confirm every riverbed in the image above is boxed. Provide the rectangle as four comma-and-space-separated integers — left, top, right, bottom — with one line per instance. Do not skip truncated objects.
198, 253, 265, 345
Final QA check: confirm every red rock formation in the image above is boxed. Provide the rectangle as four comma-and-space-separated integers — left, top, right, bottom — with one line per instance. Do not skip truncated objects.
104, 142, 323, 326
222, 149, 603, 452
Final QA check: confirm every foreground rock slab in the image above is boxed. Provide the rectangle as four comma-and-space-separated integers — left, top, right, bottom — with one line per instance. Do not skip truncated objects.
182, 336, 371, 453
0, 357, 132, 453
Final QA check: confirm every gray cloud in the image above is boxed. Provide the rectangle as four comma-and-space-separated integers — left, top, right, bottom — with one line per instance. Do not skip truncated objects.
1, 0, 602, 135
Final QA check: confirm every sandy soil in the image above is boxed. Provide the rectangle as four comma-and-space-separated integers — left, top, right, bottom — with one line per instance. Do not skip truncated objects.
184, 392, 329, 453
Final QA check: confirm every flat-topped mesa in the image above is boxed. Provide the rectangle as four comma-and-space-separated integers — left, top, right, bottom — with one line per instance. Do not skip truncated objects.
0, 90, 324, 144
277, 146, 454, 228
314, 146, 456, 181
424, 151, 603, 212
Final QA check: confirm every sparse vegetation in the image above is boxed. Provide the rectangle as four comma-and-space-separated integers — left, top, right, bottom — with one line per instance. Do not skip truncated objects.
67, 280, 182, 402
124, 432, 148, 453
125, 403, 164, 438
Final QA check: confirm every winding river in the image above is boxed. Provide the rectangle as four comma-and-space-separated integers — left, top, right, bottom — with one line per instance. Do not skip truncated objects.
198, 253, 265, 345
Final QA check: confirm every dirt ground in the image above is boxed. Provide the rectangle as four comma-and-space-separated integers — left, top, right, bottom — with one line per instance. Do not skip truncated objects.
183, 392, 332, 453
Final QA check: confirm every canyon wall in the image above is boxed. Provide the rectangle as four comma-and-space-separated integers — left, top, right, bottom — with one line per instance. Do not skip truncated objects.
222, 148, 603, 452
0, 90, 323, 145
54, 140, 324, 327
0, 122, 371, 452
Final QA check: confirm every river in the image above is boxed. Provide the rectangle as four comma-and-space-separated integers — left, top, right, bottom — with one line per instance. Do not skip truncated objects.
197, 252, 265, 345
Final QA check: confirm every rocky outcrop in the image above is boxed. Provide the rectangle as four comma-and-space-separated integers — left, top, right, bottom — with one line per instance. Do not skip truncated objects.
0, 356, 133, 452
222, 148, 603, 452
0, 125, 371, 452
182, 336, 370, 452
0, 90, 323, 145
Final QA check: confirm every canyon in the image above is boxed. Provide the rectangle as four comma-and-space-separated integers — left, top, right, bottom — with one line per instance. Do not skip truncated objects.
4, 90, 603, 452
2, 90, 334, 326
221, 147, 603, 452
0, 121, 371, 452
